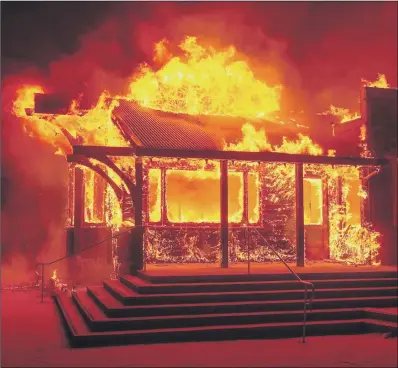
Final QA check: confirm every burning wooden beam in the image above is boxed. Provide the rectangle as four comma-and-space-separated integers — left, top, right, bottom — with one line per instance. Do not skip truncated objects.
133, 157, 144, 271
220, 160, 229, 268
73, 145, 387, 166
295, 163, 305, 267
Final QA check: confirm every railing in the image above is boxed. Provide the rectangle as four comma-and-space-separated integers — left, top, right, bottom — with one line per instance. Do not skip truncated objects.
41, 224, 314, 342
252, 228, 315, 344
36, 228, 133, 302
145, 224, 314, 342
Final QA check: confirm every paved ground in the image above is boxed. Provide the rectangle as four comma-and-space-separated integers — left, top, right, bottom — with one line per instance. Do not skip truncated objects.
1, 291, 397, 367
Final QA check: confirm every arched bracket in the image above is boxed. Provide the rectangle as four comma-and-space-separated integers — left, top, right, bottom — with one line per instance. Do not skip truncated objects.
67, 154, 124, 202
81, 154, 136, 199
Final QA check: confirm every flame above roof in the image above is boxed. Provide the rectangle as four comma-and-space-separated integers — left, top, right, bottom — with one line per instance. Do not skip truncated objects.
112, 100, 220, 150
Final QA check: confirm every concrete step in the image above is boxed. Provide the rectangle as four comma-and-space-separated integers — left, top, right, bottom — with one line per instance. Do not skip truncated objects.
87, 285, 398, 318
73, 290, 368, 332
56, 292, 387, 348
103, 279, 398, 306
364, 307, 398, 324
137, 270, 398, 284
122, 275, 398, 294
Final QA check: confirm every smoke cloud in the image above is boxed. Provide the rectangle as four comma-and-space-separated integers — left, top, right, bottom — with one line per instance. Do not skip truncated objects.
1, 73, 68, 284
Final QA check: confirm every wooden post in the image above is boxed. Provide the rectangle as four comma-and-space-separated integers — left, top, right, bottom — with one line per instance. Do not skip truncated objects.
296, 163, 305, 267
73, 167, 84, 254
133, 157, 144, 271
323, 180, 330, 260
161, 168, 167, 225
220, 160, 229, 268
243, 171, 249, 224
336, 176, 344, 230
74, 167, 84, 228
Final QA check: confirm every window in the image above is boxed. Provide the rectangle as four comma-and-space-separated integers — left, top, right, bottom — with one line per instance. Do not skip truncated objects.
148, 169, 161, 222
304, 178, 323, 225
166, 170, 244, 223
83, 168, 106, 224
148, 168, 261, 224
248, 172, 260, 223
345, 178, 361, 225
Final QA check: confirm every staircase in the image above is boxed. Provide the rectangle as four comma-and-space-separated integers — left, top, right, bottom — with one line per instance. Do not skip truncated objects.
54, 269, 398, 347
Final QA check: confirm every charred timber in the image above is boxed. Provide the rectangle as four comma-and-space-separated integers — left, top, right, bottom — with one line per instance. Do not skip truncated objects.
73, 145, 387, 166
72, 144, 388, 166
67, 154, 123, 201
132, 158, 144, 271
74, 145, 135, 156
220, 160, 229, 268
295, 163, 305, 267
136, 148, 388, 166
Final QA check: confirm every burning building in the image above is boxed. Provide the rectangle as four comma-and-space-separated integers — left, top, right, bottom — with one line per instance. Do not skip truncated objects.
11, 37, 397, 282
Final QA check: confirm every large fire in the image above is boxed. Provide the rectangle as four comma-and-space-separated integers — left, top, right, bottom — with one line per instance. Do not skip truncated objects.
128, 36, 281, 118
13, 88, 129, 156
10, 37, 386, 267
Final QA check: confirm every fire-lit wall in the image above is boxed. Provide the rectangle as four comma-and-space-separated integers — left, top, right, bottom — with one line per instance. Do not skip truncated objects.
368, 162, 397, 265
148, 169, 259, 224
66, 153, 381, 269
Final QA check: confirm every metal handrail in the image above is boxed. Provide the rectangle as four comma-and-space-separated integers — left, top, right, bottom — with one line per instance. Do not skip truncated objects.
252, 228, 315, 343
36, 227, 134, 302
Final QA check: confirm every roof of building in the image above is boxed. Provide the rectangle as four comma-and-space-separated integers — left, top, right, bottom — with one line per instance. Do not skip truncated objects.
112, 100, 220, 150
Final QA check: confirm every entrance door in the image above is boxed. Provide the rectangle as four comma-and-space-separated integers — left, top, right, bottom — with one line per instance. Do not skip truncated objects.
303, 177, 329, 260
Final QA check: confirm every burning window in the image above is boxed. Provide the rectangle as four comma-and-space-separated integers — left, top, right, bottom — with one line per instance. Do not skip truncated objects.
166, 170, 243, 223
304, 178, 323, 225
83, 169, 106, 224
345, 178, 361, 225
148, 169, 161, 222
67, 166, 75, 226
148, 168, 260, 224
248, 172, 260, 223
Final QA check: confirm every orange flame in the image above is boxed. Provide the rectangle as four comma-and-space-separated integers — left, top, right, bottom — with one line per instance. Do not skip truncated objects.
128, 36, 281, 118
318, 74, 391, 124
224, 123, 323, 155
318, 105, 360, 124
12, 87, 130, 155
51, 269, 57, 280
362, 73, 390, 89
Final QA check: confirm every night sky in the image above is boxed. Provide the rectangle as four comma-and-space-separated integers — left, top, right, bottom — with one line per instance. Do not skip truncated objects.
2, 2, 396, 102
1, 2, 111, 68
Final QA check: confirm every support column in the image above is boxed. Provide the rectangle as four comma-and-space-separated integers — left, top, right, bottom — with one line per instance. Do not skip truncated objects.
220, 160, 229, 268
74, 167, 84, 229
70, 167, 84, 278
243, 171, 249, 224
161, 168, 167, 225
132, 157, 144, 271
73, 167, 84, 253
336, 176, 344, 230
295, 163, 305, 267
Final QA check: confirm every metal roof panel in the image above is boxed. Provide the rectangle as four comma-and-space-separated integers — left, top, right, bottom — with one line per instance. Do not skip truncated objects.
113, 100, 220, 151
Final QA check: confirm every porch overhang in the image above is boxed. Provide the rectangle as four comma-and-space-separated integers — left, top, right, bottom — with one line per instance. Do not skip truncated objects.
73, 145, 388, 166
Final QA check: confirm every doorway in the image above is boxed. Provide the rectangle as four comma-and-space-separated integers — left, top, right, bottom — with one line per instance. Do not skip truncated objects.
304, 177, 329, 260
